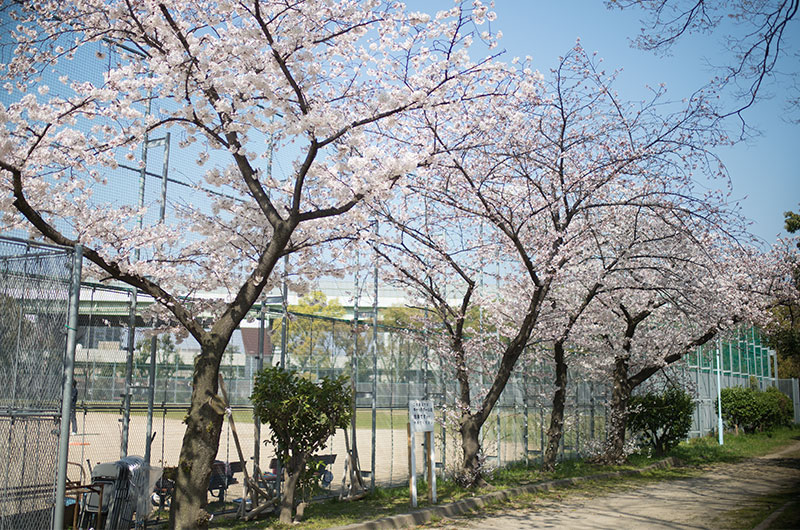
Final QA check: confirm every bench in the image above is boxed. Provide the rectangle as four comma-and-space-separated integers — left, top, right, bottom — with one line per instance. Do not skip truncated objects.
261, 454, 337, 492
208, 460, 244, 501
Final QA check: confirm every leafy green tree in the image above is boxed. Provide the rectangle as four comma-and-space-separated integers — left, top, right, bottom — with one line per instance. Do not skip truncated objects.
381, 306, 425, 329
220, 343, 242, 379
785, 209, 800, 242
379, 306, 425, 380
251, 367, 351, 524
281, 291, 346, 372
0, 295, 24, 370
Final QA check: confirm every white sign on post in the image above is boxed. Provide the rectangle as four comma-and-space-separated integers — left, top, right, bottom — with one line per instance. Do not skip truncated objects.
409, 399, 435, 432
407, 399, 436, 507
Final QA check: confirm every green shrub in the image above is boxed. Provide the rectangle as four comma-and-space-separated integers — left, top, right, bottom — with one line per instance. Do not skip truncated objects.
628, 387, 694, 456
719, 387, 760, 432
251, 367, 352, 523
759, 387, 793, 429
718, 385, 794, 433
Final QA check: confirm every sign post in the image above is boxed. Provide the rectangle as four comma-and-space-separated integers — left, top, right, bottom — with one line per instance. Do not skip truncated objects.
408, 399, 436, 507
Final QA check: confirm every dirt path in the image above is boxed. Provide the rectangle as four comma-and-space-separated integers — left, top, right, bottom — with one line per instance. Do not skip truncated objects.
437, 441, 800, 529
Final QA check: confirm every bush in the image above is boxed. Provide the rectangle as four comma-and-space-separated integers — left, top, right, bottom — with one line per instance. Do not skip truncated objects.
759, 387, 793, 429
718, 385, 794, 433
718, 387, 759, 432
628, 387, 694, 456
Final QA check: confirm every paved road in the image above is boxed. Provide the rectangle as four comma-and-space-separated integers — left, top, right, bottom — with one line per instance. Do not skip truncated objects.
436, 441, 800, 529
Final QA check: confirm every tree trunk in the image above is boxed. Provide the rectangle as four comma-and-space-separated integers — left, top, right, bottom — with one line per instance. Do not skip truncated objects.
169, 346, 226, 529
543, 341, 568, 471
458, 415, 486, 486
279, 454, 306, 524
452, 338, 485, 487
602, 355, 631, 465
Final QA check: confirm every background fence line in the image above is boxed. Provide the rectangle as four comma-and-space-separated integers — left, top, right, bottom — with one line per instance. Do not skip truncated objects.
64, 286, 797, 498
1, 234, 797, 526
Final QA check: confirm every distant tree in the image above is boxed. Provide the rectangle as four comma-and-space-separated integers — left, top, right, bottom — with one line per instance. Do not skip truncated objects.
133, 335, 180, 379
0, 294, 25, 370
785, 207, 800, 244
379, 306, 426, 381
221, 343, 242, 379
381, 306, 425, 330
282, 291, 345, 372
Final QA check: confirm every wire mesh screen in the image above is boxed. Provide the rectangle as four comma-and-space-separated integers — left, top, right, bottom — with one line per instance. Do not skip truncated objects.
0, 237, 74, 530
67, 304, 609, 500
62, 294, 797, 520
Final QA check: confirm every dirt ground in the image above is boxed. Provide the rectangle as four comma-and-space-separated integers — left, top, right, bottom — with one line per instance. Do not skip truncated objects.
67, 411, 465, 497
437, 441, 800, 529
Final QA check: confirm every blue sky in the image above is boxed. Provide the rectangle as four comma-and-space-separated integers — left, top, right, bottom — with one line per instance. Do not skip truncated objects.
408, 0, 799, 245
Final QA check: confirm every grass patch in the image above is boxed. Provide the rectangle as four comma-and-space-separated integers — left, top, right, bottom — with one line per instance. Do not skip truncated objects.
711, 487, 800, 529
670, 426, 800, 466
769, 494, 800, 529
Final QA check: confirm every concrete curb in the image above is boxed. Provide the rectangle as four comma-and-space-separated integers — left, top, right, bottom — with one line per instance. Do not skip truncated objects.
330, 457, 679, 530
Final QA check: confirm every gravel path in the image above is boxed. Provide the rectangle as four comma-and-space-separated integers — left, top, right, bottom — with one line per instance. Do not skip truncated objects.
437, 441, 800, 529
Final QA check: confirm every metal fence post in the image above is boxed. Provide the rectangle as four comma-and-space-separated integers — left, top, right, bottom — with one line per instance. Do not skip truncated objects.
54, 245, 82, 530
121, 289, 136, 458
716, 338, 724, 445
254, 302, 265, 472
589, 381, 595, 440
370, 245, 378, 491
351, 260, 360, 481
144, 331, 157, 465
523, 374, 529, 465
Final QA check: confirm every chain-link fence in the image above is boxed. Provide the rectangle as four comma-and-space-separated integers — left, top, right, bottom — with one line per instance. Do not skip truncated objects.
0, 237, 75, 530
53, 285, 799, 521
66, 297, 612, 506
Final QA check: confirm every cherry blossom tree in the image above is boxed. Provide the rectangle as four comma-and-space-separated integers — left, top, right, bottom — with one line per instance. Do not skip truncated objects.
576, 221, 781, 464
0, 1, 503, 525
371, 43, 732, 482
370, 187, 506, 485
497, 46, 741, 470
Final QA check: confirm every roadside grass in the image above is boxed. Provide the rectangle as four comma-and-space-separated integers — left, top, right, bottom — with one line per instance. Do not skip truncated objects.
710, 487, 800, 529
205, 426, 800, 529
670, 427, 800, 465
769, 493, 800, 529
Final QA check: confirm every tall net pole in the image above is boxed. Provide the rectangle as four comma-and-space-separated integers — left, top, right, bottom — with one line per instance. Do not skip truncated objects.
54, 245, 83, 530
370, 223, 378, 490
121, 289, 136, 458
351, 253, 360, 476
